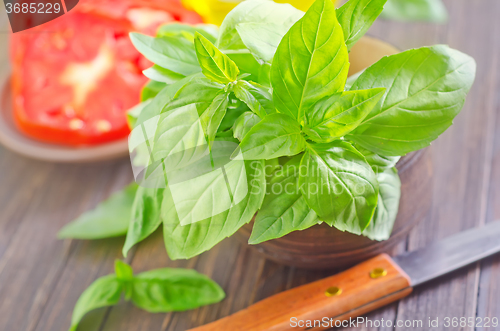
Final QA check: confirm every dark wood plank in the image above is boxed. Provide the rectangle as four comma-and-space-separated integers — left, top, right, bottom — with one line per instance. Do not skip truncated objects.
0, 152, 132, 331
1, 0, 499, 330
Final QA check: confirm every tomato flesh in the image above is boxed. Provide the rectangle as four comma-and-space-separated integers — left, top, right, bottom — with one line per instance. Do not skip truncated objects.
10, 1, 202, 146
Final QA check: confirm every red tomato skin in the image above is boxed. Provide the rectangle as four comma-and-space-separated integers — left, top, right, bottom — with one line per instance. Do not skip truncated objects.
10, 0, 202, 147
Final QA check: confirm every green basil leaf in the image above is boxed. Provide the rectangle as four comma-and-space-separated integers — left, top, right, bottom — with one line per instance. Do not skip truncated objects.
236, 22, 290, 64
162, 160, 266, 260
151, 78, 223, 161
115, 260, 134, 281
233, 80, 274, 118
337, 0, 388, 51
143, 65, 185, 84
58, 183, 138, 240
69, 275, 122, 331
130, 268, 225, 313
363, 167, 401, 240
123, 186, 164, 257
271, 0, 349, 121
157, 23, 219, 43
217, 0, 303, 52
381, 0, 448, 23
219, 98, 250, 132
128, 100, 151, 129
250, 156, 319, 244
299, 141, 379, 234
194, 32, 239, 84
233, 112, 261, 142
303, 88, 386, 143
239, 113, 306, 160
130, 33, 200, 76
200, 92, 230, 146
349, 45, 476, 156
136, 74, 204, 128
353, 143, 400, 172
140, 80, 166, 103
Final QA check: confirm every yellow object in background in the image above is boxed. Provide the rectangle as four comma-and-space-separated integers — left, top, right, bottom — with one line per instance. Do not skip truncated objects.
182, 0, 316, 25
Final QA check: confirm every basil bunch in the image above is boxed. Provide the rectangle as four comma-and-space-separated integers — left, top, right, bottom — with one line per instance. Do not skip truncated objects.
60, 0, 475, 261
69, 261, 224, 331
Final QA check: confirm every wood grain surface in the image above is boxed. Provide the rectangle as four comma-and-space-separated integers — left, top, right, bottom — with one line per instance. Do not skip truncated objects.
0, 0, 499, 330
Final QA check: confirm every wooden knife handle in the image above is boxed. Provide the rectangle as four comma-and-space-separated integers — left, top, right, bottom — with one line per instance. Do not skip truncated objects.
189, 254, 412, 331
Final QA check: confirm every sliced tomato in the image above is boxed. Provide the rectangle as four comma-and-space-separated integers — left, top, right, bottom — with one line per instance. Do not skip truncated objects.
10, 0, 202, 146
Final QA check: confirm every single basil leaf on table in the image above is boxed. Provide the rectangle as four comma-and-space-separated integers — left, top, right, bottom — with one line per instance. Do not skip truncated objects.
271, 0, 349, 121
130, 268, 225, 313
299, 141, 379, 234
303, 88, 386, 143
363, 167, 401, 241
115, 260, 134, 281
217, 0, 303, 52
130, 33, 200, 76
143, 65, 185, 84
69, 275, 122, 331
157, 23, 219, 43
58, 183, 138, 240
233, 111, 261, 142
200, 92, 231, 146
250, 155, 319, 244
236, 22, 291, 64
381, 0, 448, 23
194, 32, 239, 84
233, 80, 274, 118
238, 113, 306, 160
336, 0, 388, 51
162, 160, 266, 260
353, 143, 400, 172
123, 186, 164, 257
348, 45, 476, 156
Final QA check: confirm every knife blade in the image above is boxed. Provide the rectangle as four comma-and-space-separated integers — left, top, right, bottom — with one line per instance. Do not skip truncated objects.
188, 220, 500, 331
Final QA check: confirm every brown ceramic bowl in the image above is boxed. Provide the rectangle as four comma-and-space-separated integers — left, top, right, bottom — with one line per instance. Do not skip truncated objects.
236, 37, 434, 270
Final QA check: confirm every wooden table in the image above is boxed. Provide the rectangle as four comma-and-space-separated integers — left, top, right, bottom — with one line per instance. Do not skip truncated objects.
1, 1, 500, 330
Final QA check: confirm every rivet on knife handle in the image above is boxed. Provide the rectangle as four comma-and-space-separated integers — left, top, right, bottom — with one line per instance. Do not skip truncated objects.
187, 254, 413, 331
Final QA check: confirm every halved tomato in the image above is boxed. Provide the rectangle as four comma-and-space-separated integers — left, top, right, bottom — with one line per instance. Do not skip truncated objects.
10, 0, 202, 146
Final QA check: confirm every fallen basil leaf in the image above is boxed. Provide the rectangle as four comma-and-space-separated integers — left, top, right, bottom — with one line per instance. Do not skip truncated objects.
69, 275, 122, 331
303, 88, 386, 143
194, 32, 239, 84
239, 113, 306, 160
123, 186, 164, 257
271, 0, 349, 121
381, 0, 448, 23
58, 183, 138, 240
233, 80, 274, 118
349, 45, 476, 156
299, 141, 379, 234
337, 0, 388, 51
233, 112, 261, 142
130, 268, 225, 313
130, 33, 200, 76
363, 167, 401, 240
